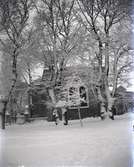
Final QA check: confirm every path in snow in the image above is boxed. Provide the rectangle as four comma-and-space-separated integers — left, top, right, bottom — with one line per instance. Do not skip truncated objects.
0, 113, 133, 167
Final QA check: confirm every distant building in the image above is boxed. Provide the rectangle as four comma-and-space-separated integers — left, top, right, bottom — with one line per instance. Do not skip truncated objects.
13, 67, 134, 119
114, 86, 134, 114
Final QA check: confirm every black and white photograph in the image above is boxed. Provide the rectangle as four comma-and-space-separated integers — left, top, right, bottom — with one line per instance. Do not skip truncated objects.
0, 0, 134, 166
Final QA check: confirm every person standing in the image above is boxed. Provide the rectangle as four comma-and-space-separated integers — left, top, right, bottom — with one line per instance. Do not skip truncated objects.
62, 107, 68, 125
53, 109, 59, 125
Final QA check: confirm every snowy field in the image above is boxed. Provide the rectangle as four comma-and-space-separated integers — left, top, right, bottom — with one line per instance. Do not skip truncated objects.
0, 113, 133, 167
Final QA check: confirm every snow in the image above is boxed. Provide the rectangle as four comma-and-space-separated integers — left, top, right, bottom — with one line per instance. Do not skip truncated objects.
0, 113, 133, 167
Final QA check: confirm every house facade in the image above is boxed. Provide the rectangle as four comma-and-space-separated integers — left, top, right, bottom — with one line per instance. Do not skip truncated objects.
13, 67, 134, 120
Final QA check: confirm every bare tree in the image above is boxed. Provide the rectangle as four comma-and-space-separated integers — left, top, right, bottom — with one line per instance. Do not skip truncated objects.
34, 0, 81, 106
0, 0, 33, 129
76, 0, 132, 119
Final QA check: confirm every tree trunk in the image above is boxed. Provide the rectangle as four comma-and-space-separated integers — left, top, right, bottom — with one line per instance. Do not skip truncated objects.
97, 38, 107, 119
105, 84, 115, 119
1, 100, 8, 129
48, 88, 56, 121
28, 92, 32, 117
112, 52, 119, 97
1, 49, 18, 129
27, 63, 33, 117
104, 33, 115, 119
97, 86, 107, 119
57, 59, 65, 85
48, 88, 56, 105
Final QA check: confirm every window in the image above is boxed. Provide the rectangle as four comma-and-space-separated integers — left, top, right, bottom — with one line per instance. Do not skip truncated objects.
79, 86, 88, 107
68, 85, 88, 109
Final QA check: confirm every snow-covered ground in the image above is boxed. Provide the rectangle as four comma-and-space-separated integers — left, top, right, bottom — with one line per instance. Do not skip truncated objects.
0, 113, 133, 167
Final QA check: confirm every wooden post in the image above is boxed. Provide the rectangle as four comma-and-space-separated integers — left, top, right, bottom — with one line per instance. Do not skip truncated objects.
78, 105, 83, 127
